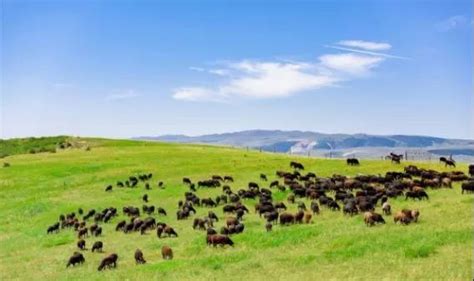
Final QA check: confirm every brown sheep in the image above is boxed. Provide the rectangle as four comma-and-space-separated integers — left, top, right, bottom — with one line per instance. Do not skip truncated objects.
265, 222, 273, 232
364, 211, 385, 226
77, 239, 86, 250
412, 186, 424, 193
157, 225, 178, 238
394, 210, 412, 225
134, 249, 146, 264
207, 234, 234, 247
382, 202, 391, 215
411, 209, 420, 222
279, 212, 295, 225
161, 245, 173, 260
226, 217, 239, 227
91, 241, 103, 252
97, 253, 118, 271
304, 212, 312, 224
441, 178, 452, 188
364, 212, 376, 226
67, 252, 85, 267
77, 228, 88, 239
294, 210, 304, 224
394, 212, 406, 224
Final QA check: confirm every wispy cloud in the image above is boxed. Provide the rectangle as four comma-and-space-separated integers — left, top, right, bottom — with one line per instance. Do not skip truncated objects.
190, 66, 230, 76
337, 40, 391, 51
52, 82, 73, 89
173, 87, 225, 102
325, 45, 409, 60
173, 40, 401, 102
189, 66, 206, 72
105, 89, 140, 101
435, 15, 469, 32
208, 69, 230, 76
319, 53, 385, 76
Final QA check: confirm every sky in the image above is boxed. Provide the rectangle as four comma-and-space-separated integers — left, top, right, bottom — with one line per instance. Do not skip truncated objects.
1, 0, 473, 139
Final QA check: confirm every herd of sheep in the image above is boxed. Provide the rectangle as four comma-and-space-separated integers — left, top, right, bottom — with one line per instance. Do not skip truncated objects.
46, 160, 474, 271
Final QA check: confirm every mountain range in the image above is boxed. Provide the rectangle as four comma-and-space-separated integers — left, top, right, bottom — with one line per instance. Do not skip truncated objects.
134, 130, 474, 161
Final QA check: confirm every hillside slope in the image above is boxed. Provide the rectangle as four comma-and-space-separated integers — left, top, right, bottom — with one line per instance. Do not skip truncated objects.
0, 139, 472, 280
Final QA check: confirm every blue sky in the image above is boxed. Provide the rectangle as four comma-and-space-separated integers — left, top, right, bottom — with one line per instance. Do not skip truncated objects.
2, 0, 472, 139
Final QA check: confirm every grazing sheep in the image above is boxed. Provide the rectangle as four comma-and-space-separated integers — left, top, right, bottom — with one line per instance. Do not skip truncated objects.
411, 209, 420, 222
304, 212, 312, 224
264, 211, 279, 224
161, 246, 173, 260
441, 178, 452, 188
207, 234, 234, 247
382, 202, 391, 215
290, 161, 304, 170
77, 239, 86, 250
67, 252, 85, 267
157, 225, 178, 238
364, 212, 376, 226
91, 241, 103, 252
207, 228, 217, 236
405, 190, 429, 201
364, 212, 385, 226
294, 210, 304, 224
279, 212, 295, 225
97, 253, 118, 271
193, 218, 207, 230
93, 226, 102, 237
394, 209, 419, 225
310, 201, 320, 214
157, 207, 167, 216
134, 249, 146, 264
115, 220, 126, 231
343, 202, 358, 216
226, 217, 239, 227
47, 222, 60, 234
208, 211, 219, 222
462, 181, 474, 194
347, 158, 360, 166
265, 222, 273, 232
77, 228, 88, 239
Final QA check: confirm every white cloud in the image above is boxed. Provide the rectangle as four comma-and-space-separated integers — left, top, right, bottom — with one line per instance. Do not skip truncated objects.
189, 66, 206, 72
174, 40, 399, 102
435, 15, 469, 32
208, 69, 230, 76
326, 45, 409, 60
222, 61, 337, 98
337, 40, 391, 51
172, 87, 225, 102
319, 53, 385, 76
105, 89, 140, 101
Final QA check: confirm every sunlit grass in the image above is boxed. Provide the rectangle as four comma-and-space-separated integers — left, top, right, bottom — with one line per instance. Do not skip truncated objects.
0, 138, 472, 280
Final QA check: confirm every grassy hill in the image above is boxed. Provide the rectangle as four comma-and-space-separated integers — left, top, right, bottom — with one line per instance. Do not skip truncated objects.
0, 136, 95, 158
0, 138, 472, 280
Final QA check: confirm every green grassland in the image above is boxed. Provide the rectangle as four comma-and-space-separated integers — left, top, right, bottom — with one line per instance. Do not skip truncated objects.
0, 138, 472, 280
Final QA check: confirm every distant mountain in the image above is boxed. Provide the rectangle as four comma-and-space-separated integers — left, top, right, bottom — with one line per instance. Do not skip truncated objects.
134, 130, 474, 160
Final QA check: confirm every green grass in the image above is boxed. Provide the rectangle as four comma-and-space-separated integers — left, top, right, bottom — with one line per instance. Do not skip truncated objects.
0, 138, 472, 280
0, 136, 97, 158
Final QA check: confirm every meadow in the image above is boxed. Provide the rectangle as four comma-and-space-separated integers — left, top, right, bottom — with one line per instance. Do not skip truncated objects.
0, 138, 472, 280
